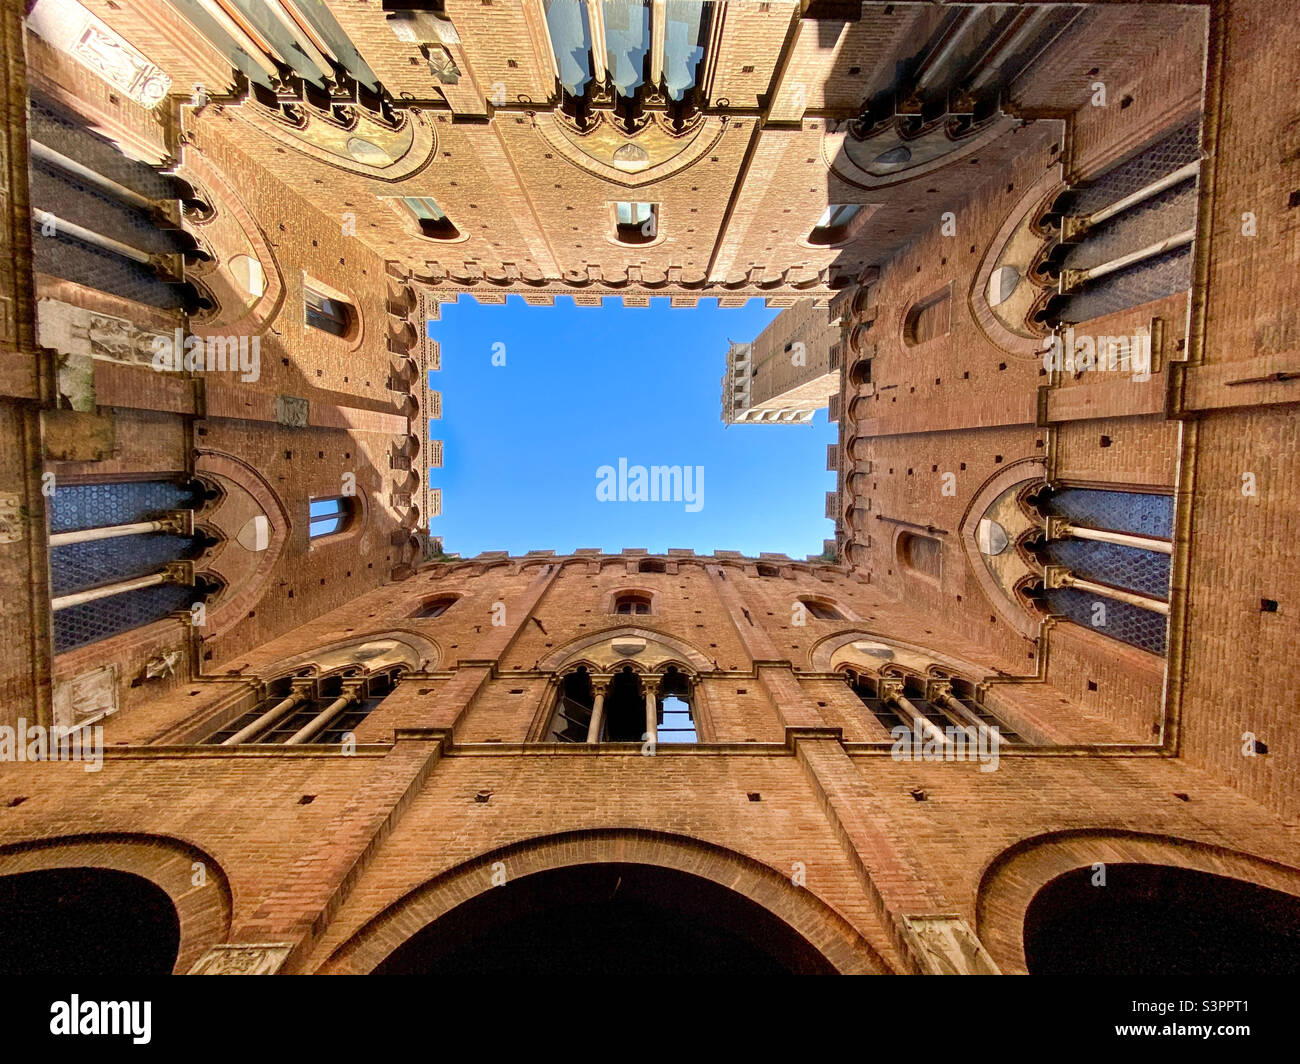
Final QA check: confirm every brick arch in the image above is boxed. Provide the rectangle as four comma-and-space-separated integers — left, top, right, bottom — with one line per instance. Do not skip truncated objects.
532, 112, 728, 187
316, 829, 889, 974
967, 168, 1061, 355
0, 833, 233, 974
975, 829, 1300, 974
175, 150, 286, 335
193, 450, 291, 641
257, 629, 442, 676
809, 629, 990, 677
232, 104, 437, 182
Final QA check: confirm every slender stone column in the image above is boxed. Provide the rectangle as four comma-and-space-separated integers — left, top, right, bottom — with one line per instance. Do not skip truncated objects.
585, 0, 608, 83
649, 0, 666, 85
49, 510, 192, 546
929, 683, 984, 741
1045, 516, 1172, 555
222, 687, 310, 746
284, 684, 364, 746
51, 560, 192, 610
643, 679, 659, 745
878, 678, 948, 746
52, 571, 166, 610
1045, 565, 1171, 616
586, 677, 609, 744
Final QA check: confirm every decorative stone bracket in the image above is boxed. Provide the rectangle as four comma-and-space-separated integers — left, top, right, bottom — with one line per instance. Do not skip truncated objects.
902, 915, 1001, 975
187, 943, 294, 975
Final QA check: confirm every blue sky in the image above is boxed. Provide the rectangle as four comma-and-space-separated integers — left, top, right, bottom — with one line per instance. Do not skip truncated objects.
427, 295, 837, 558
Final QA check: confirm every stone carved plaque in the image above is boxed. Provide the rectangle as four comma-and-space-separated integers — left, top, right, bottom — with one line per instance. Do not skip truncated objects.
28, 0, 171, 109
188, 943, 293, 976
275, 395, 309, 428
52, 665, 118, 729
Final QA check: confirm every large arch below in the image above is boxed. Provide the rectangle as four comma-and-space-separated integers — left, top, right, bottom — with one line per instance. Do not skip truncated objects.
318, 829, 889, 974
976, 829, 1300, 974
0, 833, 233, 974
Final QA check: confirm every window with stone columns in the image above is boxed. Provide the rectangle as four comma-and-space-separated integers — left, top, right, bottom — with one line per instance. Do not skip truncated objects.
547, 664, 697, 744
1023, 486, 1173, 656
201, 667, 405, 746
48, 479, 219, 654
159, 0, 388, 109
544, 0, 714, 134
845, 670, 1024, 746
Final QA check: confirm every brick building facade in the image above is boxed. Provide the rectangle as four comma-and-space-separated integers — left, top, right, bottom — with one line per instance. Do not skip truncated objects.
0, 0, 1298, 975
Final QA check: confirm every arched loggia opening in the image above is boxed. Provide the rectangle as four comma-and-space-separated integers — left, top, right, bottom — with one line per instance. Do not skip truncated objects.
548, 667, 595, 742
372, 862, 835, 975
0, 867, 180, 975
603, 666, 645, 742
1023, 863, 1300, 975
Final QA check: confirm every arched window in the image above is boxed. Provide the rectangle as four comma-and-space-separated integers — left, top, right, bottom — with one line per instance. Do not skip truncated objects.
401, 196, 461, 240
800, 598, 843, 621
304, 282, 355, 337
655, 666, 698, 744
844, 671, 1023, 745
755, 563, 781, 577
47, 478, 208, 655
613, 592, 652, 615
309, 496, 357, 539
808, 203, 862, 246
590, 667, 646, 743
615, 201, 657, 244
897, 531, 942, 581
202, 670, 404, 746
1028, 486, 1173, 655
412, 595, 457, 619
637, 557, 665, 574
548, 667, 595, 742
903, 287, 951, 346
849, 356, 872, 387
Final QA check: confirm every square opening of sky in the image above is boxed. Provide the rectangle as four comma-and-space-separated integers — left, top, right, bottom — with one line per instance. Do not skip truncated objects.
429, 295, 837, 558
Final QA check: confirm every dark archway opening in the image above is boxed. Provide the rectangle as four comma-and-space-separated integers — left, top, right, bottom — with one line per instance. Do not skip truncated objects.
603, 667, 644, 743
0, 866, 181, 975
1024, 863, 1300, 975
374, 862, 834, 975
